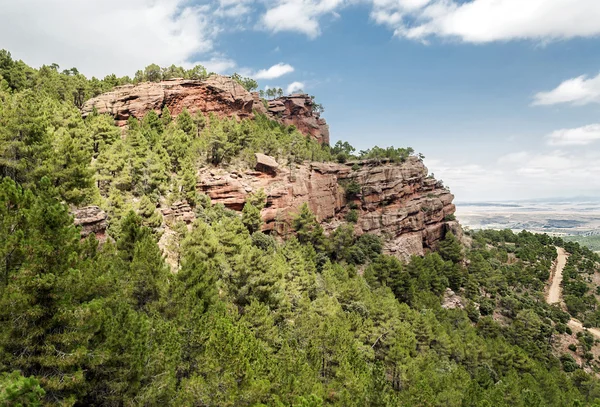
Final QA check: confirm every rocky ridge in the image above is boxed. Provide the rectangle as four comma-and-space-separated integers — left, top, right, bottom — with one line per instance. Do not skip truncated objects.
81, 75, 329, 144
198, 156, 458, 260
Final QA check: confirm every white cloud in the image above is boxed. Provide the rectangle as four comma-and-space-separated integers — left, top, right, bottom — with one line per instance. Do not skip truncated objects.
198, 57, 237, 74
547, 124, 600, 146
0, 0, 220, 78
261, 0, 345, 38
370, 0, 600, 43
429, 147, 600, 201
533, 72, 600, 106
252, 63, 295, 79
216, 0, 255, 18
286, 81, 305, 93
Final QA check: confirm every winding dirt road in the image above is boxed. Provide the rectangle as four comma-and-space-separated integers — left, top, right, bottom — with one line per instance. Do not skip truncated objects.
546, 247, 600, 339
547, 247, 568, 305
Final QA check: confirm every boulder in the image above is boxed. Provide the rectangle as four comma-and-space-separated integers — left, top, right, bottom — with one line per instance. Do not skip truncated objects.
255, 153, 279, 174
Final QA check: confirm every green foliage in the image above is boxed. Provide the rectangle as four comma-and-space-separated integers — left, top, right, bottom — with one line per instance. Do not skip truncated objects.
358, 146, 414, 163
439, 232, 463, 263
345, 209, 359, 223
231, 73, 258, 91
2, 179, 600, 406
0, 371, 45, 406
3, 49, 600, 406
344, 179, 361, 198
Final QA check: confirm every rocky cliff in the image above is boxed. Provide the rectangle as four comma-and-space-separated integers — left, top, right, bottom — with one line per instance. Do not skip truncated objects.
197, 156, 458, 260
72, 156, 457, 260
81, 75, 329, 144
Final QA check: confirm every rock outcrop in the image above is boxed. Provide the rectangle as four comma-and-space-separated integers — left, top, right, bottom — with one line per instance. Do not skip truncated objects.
266, 95, 329, 144
73, 206, 108, 242
197, 156, 457, 260
82, 76, 329, 144
161, 201, 196, 225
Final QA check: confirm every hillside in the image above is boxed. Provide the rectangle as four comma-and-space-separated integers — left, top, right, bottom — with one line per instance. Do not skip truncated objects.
4, 51, 600, 406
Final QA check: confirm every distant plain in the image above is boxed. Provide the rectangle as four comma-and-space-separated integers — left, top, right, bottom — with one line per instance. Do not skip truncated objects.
456, 199, 600, 251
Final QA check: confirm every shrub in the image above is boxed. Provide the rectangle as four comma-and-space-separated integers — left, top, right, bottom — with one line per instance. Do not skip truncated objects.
444, 214, 456, 221
479, 298, 495, 316
345, 209, 359, 223
344, 180, 361, 197
568, 344, 577, 352
251, 232, 276, 252
560, 354, 579, 372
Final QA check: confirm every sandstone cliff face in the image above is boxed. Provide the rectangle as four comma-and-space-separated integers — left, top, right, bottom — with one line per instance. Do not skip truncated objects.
81, 76, 329, 144
198, 156, 457, 260
73, 206, 108, 242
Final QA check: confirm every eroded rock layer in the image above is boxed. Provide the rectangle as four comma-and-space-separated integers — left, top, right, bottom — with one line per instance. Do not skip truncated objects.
198, 156, 457, 260
81, 75, 329, 144
73, 206, 108, 242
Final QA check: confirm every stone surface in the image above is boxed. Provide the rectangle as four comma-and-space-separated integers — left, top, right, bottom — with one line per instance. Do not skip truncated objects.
197, 156, 457, 260
442, 288, 465, 310
73, 206, 108, 242
161, 201, 196, 224
266, 94, 329, 144
255, 153, 279, 173
82, 76, 329, 143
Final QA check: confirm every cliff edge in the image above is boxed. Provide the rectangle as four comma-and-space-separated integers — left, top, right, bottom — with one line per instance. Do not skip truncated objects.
194, 156, 458, 260
82, 75, 329, 144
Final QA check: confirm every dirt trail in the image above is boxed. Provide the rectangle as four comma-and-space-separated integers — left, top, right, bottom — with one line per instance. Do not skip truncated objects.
547, 247, 568, 305
546, 247, 600, 339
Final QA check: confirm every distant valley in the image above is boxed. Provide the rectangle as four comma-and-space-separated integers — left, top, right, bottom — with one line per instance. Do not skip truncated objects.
456, 199, 600, 251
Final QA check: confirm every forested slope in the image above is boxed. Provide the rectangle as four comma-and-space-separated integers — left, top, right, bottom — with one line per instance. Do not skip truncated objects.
2, 50, 600, 406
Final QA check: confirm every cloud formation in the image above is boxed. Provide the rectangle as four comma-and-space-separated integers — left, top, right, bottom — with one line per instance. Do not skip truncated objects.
547, 124, 600, 146
429, 148, 600, 201
371, 0, 600, 43
0, 0, 217, 77
252, 63, 295, 79
286, 81, 305, 93
533, 72, 600, 106
261, 0, 345, 38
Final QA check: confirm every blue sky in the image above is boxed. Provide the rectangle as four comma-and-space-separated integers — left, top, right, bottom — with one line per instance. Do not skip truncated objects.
1, 0, 600, 201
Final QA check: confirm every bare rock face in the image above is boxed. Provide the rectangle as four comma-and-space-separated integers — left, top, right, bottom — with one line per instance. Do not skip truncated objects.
82, 76, 329, 143
255, 153, 279, 174
197, 156, 457, 260
442, 288, 465, 310
161, 201, 196, 224
265, 95, 330, 145
73, 206, 108, 242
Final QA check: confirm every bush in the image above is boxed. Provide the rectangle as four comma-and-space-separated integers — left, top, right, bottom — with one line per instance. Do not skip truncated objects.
479, 298, 495, 316
566, 326, 573, 335
444, 214, 456, 221
560, 354, 579, 372
251, 232, 276, 252
568, 344, 577, 352
345, 209, 358, 223
344, 180, 361, 197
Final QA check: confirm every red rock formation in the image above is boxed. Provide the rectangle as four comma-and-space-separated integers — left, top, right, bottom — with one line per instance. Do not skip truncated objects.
267, 95, 329, 144
73, 206, 108, 242
197, 156, 457, 260
81, 76, 329, 143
